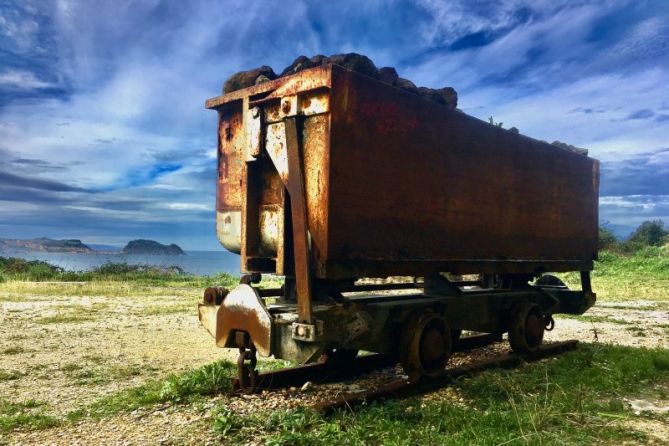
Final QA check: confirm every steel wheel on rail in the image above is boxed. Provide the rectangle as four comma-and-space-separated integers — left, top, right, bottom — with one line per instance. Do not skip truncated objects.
535, 274, 567, 288
320, 348, 359, 369
508, 302, 545, 353
400, 311, 452, 380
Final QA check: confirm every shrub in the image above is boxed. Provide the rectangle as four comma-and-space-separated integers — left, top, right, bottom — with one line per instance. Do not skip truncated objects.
598, 226, 620, 251
0, 257, 64, 280
627, 220, 668, 247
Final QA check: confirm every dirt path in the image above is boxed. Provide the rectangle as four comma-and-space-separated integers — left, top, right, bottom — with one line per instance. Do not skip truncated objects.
2, 292, 668, 445
548, 301, 669, 349
1, 294, 232, 416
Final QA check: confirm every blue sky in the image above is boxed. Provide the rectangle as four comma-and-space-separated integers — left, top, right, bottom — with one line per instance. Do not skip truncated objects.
1, 0, 668, 249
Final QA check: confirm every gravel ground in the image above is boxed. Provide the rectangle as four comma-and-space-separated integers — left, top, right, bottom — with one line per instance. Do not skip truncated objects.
1, 292, 668, 445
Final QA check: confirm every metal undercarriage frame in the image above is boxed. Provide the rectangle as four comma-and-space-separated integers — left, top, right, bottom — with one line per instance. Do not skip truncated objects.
198, 272, 596, 371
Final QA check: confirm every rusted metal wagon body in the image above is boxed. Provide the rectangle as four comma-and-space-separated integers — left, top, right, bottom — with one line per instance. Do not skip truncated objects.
198, 64, 599, 390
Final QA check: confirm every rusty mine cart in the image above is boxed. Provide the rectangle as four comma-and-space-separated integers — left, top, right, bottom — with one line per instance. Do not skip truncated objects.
197, 64, 599, 392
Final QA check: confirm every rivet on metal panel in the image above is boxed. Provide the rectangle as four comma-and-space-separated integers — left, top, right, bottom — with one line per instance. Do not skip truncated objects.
280, 96, 298, 118
281, 100, 292, 115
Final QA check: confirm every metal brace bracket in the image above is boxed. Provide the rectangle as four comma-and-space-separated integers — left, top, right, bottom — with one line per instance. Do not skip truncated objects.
291, 320, 323, 342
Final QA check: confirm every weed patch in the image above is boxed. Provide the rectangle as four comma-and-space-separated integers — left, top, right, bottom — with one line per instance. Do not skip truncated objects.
0, 399, 59, 433
0, 370, 25, 381
141, 304, 192, 316
68, 359, 238, 422
60, 362, 152, 385
36, 313, 95, 324
1, 347, 26, 355
557, 314, 630, 325
558, 249, 669, 302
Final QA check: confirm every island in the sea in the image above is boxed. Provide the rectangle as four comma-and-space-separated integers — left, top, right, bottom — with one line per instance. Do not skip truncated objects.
0, 237, 186, 255
0, 238, 94, 253
121, 239, 186, 256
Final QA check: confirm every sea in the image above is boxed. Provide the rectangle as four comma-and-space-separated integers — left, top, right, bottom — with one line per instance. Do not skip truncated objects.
7, 250, 242, 277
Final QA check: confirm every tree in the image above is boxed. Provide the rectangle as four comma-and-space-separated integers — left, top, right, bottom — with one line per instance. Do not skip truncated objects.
627, 220, 668, 247
598, 226, 619, 251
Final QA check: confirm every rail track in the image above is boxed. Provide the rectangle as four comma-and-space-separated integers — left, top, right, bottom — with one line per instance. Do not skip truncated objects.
315, 340, 577, 413
231, 337, 578, 413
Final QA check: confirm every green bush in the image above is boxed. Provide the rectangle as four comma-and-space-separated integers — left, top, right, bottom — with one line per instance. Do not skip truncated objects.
598, 226, 620, 251
599, 220, 669, 256
0, 257, 64, 280
627, 219, 668, 247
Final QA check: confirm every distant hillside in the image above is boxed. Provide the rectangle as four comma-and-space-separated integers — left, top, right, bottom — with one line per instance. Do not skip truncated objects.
0, 238, 93, 253
121, 239, 185, 255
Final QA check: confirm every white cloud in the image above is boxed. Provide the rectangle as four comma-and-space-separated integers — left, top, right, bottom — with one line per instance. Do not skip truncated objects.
599, 195, 669, 211
2, 0, 668, 247
165, 203, 211, 211
460, 68, 669, 161
0, 11, 39, 52
0, 69, 51, 89
412, 0, 602, 48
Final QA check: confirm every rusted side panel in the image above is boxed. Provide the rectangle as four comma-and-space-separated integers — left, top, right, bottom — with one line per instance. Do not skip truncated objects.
211, 68, 333, 274
303, 113, 331, 267
208, 65, 599, 279
215, 101, 244, 254
216, 101, 244, 213
324, 66, 598, 278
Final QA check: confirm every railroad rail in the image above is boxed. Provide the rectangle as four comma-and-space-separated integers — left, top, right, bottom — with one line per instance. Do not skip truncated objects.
314, 340, 578, 413
232, 332, 501, 392
230, 337, 578, 413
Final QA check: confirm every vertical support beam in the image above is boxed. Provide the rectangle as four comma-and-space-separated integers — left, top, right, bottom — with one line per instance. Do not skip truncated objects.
241, 160, 260, 272
284, 117, 313, 324
580, 271, 592, 294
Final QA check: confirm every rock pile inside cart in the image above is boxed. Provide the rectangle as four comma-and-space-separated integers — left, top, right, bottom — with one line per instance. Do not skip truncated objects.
222, 53, 588, 155
223, 52, 458, 109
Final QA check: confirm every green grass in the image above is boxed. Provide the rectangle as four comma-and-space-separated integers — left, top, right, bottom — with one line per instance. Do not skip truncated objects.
556, 314, 631, 325
0, 347, 26, 355
0, 370, 25, 381
212, 344, 669, 445
140, 303, 193, 316
61, 357, 291, 424
558, 248, 669, 302
66, 359, 238, 422
35, 313, 96, 324
4, 343, 668, 444
0, 399, 59, 433
60, 362, 151, 386
1, 252, 667, 442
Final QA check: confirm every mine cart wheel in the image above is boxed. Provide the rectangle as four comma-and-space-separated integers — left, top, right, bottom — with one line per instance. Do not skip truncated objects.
536, 274, 567, 288
400, 312, 452, 380
320, 348, 359, 368
508, 303, 545, 353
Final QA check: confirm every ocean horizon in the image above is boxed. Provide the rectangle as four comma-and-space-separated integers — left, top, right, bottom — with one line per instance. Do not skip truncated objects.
3, 250, 242, 277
